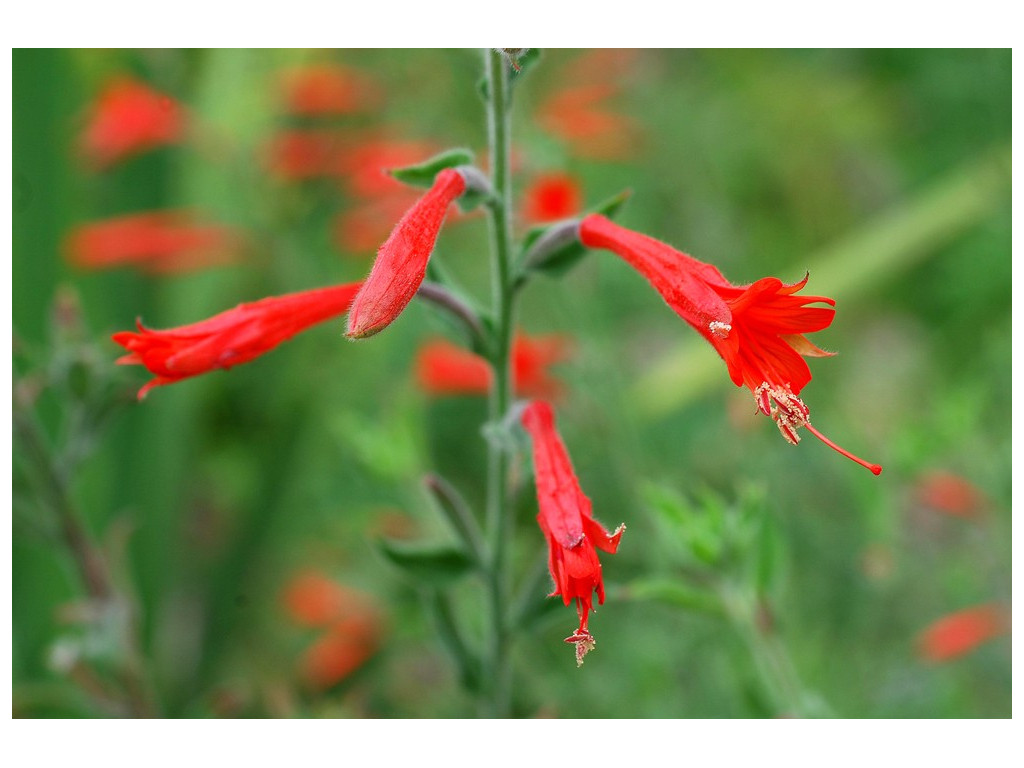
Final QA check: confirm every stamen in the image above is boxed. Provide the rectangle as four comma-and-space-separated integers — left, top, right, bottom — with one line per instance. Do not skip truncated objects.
708, 321, 731, 339
803, 422, 883, 475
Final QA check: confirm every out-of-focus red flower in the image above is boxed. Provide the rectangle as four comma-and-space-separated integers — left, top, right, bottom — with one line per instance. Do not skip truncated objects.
334, 189, 422, 254
345, 168, 465, 339
79, 77, 184, 169
537, 83, 638, 161
284, 571, 372, 627
415, 334, 572, 399
264, 129, 351, 180
917, 604, 1009, 663
522, 400, 625, 666
65, 210, 241, 274
301, 614, 380, 690
113, 282, 361, 399
340, 139, 440, 200
579, 213, 882, 475
278, 64, 381, 116
282, 571, 383, 690
914, 470, 984, 519
522, 173, 583, 224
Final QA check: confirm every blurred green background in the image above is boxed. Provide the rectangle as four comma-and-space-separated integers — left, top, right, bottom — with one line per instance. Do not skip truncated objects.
12, 49, 1011, 718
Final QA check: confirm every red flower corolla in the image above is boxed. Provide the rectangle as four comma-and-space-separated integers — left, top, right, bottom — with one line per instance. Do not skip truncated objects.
579, 213, 881, 475
345, 168, 465, 339
522, 400, 625, 666
523, 173, 583, 224
415, 334, 571, 399
65, 210, 241, 274
334, 190, 421, 255
80, 77, 184, 169
113, 282, 361, 399
916, 604, 1009, 663
278, 64, 380, 116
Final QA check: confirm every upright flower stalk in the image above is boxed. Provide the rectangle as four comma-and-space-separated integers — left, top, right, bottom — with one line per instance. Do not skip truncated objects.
480, 47, 516, 718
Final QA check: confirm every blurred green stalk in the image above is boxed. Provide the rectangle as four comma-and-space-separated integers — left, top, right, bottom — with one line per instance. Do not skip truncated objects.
632, 145, 1011, 417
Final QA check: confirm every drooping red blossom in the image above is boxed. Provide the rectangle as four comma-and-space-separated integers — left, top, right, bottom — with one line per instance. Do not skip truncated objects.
113, 282, 361, 399
65, 210, 241, 274
415, 334, 572, 399
914, 470, 985, 519
278, 64, 381, 116
79, 77, 185, 169
345, 168, 465, 339
579, 213, 881, 475
522, 400, 625, 666
916, 604, 1009, 663
522, 173, 583, 224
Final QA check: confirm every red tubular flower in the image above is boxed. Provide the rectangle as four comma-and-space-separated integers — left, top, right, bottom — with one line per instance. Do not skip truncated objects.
113, 282, 361, 399
579, 214, 882, 475
415, 333, 571, 399
522, 173, 583, 224
522, 400, 625, 666
79, 77, 184, 169
916, 604, 1009, 663
345, 168, 466, 339
65, 210, 241, 274
278, 64, 380, 116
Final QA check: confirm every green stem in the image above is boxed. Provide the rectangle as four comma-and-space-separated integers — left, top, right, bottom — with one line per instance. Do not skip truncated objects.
481, 48, 515, 718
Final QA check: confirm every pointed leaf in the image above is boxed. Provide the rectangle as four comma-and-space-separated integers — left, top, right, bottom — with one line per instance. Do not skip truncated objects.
389, 149, 475, 189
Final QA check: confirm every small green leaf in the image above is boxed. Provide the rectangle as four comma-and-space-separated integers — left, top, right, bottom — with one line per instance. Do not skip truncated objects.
388, 148, 475, 188
376, 539, 475, 587
519, 188, 632, 279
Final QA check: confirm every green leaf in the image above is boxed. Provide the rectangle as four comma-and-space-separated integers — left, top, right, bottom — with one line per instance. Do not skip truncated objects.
376, 539, 475, 587
519, 188, 632, 279
388, 148, 475, 189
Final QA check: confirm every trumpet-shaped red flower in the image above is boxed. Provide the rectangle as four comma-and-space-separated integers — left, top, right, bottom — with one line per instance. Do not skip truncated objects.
579, 213, 881, 474
113, 282, 361, 399
65, 210, 241, 274
80, 77, 184, 169
278, 64, 380, 116
415, 333, 572, 399
345, 168, 466, 339
522, 400, 625, 666
916, 604, 1009, 663
522, 173, 583, 224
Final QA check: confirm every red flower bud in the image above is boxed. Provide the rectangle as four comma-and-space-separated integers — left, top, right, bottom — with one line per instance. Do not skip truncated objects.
113, 282, 361, 399
522, 400, 624, 666
345, 168, 466, 339
580, 213, 881, 475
